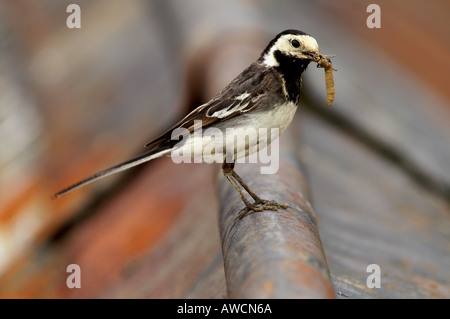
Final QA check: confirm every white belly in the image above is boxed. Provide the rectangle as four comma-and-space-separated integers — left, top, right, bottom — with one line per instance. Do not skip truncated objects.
250, 101, 298, 134
171, 102, 298, 163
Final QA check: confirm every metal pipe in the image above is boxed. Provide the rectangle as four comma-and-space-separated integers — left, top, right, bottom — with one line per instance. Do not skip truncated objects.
218, 133, 335, 298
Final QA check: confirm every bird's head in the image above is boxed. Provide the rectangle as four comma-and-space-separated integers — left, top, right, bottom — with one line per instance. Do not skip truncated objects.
259, 29, 319, 68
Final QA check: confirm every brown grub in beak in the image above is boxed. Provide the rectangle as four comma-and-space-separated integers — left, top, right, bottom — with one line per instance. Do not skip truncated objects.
314, 54, 335, 106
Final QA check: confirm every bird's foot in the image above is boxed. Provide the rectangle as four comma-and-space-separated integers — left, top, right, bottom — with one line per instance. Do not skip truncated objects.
235, 199, 288, 221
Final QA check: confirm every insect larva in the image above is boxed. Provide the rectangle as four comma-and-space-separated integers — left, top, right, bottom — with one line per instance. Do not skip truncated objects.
314, 54, 335, 106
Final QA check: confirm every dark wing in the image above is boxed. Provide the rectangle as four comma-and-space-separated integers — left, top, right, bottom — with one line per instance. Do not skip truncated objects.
53, 64, 281, 198
145, 63, 279, 149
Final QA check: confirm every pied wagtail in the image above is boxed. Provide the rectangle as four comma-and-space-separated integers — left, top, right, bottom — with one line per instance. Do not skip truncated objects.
54, 29, 326, 220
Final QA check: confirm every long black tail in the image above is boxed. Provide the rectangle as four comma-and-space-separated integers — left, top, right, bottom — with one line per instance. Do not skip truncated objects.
52, 147, 172, 199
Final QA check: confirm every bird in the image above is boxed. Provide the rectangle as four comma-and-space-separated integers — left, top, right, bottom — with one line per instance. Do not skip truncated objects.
53, 29, 324, 220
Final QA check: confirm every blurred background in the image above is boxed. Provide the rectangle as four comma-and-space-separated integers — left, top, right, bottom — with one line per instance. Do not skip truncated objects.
0, 0, 449, 298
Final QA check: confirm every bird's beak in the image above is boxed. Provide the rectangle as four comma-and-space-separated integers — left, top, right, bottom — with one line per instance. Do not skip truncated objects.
303, 51, 335, 63
302, 51, 320, 61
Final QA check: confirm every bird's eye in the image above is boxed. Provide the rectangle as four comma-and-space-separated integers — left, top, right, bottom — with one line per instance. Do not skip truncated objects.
291, 39, 300, 48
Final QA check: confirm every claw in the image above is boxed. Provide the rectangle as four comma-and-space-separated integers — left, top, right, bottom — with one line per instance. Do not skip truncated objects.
234, 199, 288, 221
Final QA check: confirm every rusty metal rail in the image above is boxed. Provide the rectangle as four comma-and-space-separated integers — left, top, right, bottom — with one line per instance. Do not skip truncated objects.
218, 133, 335, 298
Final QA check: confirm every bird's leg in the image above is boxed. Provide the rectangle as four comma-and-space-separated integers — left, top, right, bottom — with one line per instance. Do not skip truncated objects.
222, 162, 253, 208
229, 169, 263, 203
221, 161, 288, 221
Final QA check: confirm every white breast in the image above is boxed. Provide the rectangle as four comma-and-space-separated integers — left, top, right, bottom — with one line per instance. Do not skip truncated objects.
171, 102, 298, 162
252, 101, 298, 134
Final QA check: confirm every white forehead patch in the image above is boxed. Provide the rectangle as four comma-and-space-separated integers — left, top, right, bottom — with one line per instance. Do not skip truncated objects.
262, 34, 319, 67
300, 35, 319, 52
